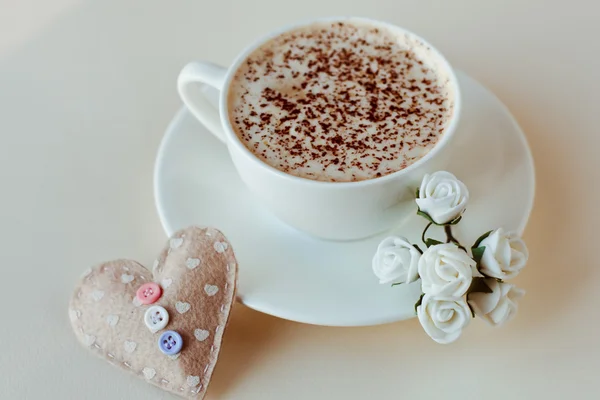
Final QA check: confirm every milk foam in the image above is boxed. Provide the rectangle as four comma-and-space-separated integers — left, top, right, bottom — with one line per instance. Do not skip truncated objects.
228, 20, 454, 182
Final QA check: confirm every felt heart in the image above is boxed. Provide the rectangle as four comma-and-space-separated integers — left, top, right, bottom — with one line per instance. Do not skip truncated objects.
176, 301, 192, 314
69, 226, 238, 399
194, 329, 210, 342
186, 258, 201, 270
106, 315, 119, 327
204, 285, 219, 296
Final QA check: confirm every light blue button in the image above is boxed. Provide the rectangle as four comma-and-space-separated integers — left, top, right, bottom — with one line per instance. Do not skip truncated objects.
158, 331, 182, 355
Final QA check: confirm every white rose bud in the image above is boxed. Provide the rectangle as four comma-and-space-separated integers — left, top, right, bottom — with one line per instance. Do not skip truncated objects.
418, 243, 477, 297
372, 236, 420, 284
478, 228, 528, 280
417, 294, 471, 344
468, 279, 525, 327
416, 171, 469, 225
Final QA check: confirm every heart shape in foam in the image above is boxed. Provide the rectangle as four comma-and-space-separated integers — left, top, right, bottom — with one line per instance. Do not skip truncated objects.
69, 226, 238, 399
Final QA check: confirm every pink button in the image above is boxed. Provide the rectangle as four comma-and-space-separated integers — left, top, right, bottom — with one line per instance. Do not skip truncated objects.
136, 283, 161, 305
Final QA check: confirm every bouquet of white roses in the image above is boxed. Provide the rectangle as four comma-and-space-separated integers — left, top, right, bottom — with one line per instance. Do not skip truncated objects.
372, 171, 528, 344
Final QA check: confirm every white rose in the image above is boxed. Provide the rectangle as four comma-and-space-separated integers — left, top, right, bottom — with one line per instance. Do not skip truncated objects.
372, 236, 420, 284
478, 228, 528, 280
417, 294, 471, 344
418, 243, 477, 297
416, 171, 469, 224
468, 279, 525, 327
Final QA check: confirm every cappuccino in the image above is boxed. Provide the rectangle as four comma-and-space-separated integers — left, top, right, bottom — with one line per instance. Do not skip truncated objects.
228, 20, 454, 182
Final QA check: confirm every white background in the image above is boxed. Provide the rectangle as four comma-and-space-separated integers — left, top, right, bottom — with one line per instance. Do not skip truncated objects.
0, 0, 597, 399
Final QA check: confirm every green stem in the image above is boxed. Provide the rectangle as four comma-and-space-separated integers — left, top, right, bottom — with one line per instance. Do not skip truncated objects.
444, 225, 467, 252
422, 222, 433, 247
412, 244, 424, 254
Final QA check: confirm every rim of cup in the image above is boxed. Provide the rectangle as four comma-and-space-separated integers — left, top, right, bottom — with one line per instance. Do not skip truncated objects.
219, 16, 461, 188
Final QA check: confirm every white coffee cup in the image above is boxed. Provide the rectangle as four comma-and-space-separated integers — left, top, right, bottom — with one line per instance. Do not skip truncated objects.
178, 17, 461, 241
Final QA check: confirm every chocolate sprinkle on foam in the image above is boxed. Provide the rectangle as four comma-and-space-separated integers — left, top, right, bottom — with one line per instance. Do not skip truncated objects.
228, 21, 454, 182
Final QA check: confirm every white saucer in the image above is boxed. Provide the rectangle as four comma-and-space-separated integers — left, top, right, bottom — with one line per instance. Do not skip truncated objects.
154, 70, 534, 327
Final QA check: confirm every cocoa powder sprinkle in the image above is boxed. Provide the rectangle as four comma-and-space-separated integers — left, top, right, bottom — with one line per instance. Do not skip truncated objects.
228, 21, 453, 182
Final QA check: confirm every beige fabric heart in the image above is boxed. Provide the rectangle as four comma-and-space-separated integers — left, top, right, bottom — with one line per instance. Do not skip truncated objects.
69, 226, 238, 399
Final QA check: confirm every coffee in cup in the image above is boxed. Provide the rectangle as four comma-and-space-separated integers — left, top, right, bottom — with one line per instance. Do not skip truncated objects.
227, 21, 454, 182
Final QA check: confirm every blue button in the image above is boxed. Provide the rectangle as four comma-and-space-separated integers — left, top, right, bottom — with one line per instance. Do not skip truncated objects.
158, 331, 183, 355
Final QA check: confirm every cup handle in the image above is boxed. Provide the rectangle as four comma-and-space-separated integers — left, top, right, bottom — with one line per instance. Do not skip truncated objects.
177, 61, 228, 143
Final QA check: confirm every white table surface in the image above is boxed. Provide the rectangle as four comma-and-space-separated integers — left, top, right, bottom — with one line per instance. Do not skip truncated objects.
1, 0, 597, 399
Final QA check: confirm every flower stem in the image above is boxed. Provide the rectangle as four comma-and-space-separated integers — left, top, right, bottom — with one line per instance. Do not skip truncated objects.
444, 225, 467, 252
422, 222, 433, 247
412, 244, 424, 254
